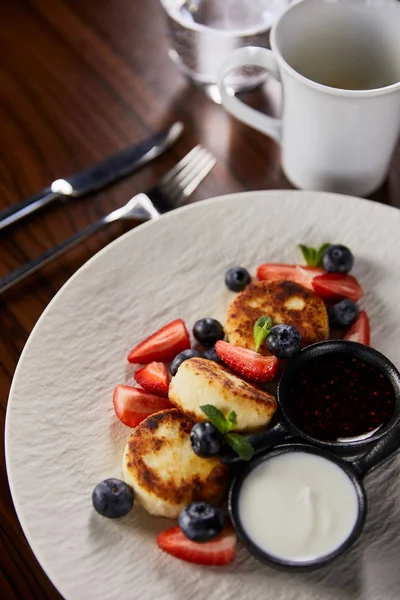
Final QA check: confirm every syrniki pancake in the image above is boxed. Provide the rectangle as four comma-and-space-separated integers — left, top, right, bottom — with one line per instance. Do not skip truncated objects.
169, 357, 277, 432
225, 280, 328, 354
123, 409, 228, 518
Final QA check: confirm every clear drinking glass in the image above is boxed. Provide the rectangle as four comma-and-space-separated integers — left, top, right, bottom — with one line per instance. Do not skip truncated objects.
160, 0, 290, 102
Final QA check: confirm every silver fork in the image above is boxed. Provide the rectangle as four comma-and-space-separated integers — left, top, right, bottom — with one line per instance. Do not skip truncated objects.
0, 146, 216, 295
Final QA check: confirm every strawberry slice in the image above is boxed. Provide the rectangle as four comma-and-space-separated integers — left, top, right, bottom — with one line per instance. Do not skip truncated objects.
256, 263, 323, 290
128, 319, 190, 364
342, 310, 370, 345
157, 525, 236, 566
215, 340, 279, 383
134, 362, 170, 395
312, 273, 363, 302
113, 385, 172, 427
256, 263, 363, 302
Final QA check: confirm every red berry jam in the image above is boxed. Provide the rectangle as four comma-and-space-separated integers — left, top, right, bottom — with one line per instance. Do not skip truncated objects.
287, 354, 395, 441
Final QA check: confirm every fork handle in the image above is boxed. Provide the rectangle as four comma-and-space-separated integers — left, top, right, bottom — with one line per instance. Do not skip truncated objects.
0, 218, 106, 295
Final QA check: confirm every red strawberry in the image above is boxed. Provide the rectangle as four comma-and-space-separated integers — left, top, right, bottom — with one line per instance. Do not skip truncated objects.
257, 263, 323, 290
113, 385, 172, 427
257, 263, 363, 302
157, 525, 236, 566
312, 273, 363, 302
215, 340, 279, 383
134, 362, 170, 395
128, 319, 190, 364
342, 310, 370, 345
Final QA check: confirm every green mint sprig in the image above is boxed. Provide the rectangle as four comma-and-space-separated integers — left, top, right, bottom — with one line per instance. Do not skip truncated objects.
299, 243, 330, 267
253, 316, 273, 352
225, 433, 254, 462
200, 405, 254, 461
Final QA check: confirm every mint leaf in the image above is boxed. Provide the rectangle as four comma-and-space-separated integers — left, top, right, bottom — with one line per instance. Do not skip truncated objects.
299, 243, 330, 267
200, 405, 227, 434
254, 316, 273, 352
200, 406, 254, 460
299, 244, 317, 266
225, 433, 254, 461
316, 243, 330, 266
225, 410, 237, 433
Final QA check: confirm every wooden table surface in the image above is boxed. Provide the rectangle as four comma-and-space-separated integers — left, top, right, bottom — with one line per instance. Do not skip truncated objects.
0, 1, 399, 598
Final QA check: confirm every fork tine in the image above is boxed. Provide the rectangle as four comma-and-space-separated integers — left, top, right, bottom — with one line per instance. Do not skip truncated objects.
180, 155, 216, 199
173, 155, 216, 205
162, 148, 209, 192
159, 145, 204, 186
166, 150, 212, 194
136, 145, 216, 218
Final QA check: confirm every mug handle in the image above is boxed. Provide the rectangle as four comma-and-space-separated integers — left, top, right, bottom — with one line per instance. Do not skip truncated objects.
217, 46, 282, 144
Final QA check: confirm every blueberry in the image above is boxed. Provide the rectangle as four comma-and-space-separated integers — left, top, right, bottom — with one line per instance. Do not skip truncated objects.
322, 244, 354, 274
178, 501, 225, 542
329, 299, 359, 327
202, 346, 224, 364
225, 267, 251, 292
171, 349, 201, 376
266, 324, 302, 358
193, 318, 224, 346
92, 478, 134, 519
190, 421, 224, 457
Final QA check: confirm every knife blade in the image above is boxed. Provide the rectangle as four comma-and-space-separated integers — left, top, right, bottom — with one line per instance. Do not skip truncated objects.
0, 121, 184, 232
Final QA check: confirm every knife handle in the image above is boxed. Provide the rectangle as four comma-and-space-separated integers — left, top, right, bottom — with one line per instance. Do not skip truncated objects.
0, 188, 59, 233
0, 219, 106, 295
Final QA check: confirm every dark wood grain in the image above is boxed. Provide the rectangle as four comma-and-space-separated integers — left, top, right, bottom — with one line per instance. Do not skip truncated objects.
0, 1, 399, 598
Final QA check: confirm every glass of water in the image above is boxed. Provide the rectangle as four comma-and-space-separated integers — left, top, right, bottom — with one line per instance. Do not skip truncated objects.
160, 0, 290, 102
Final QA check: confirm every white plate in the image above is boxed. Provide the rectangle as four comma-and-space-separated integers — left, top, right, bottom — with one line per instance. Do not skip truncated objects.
5, 190, 400, 600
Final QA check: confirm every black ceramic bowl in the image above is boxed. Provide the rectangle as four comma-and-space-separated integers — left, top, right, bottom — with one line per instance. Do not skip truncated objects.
229, 444, 365, 570
222, 341, 400, 464
277, 341, 400, 454
229, 423, 400, 570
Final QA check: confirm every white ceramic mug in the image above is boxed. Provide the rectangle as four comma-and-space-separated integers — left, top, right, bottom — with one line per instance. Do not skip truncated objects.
217, 0, 400, 197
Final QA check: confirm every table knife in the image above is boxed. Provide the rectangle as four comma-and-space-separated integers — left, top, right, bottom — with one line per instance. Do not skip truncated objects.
0, 121, 184, 232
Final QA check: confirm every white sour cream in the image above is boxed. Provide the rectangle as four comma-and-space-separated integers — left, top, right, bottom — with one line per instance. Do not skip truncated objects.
238, 451, 359, 563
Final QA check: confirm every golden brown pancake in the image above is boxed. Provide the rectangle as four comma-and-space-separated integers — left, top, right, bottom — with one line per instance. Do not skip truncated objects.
225, 280, 328, 355
122, 409, 229, 518
169, 357, 277, 432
